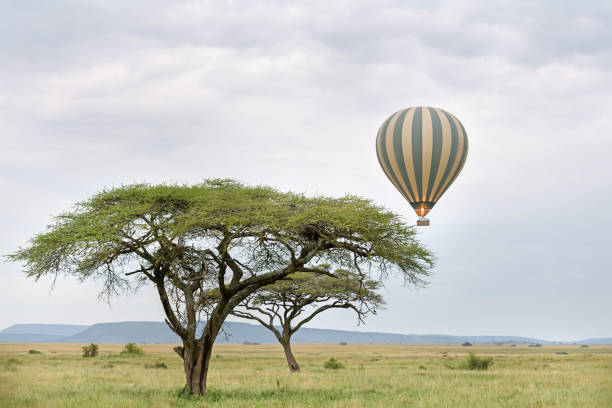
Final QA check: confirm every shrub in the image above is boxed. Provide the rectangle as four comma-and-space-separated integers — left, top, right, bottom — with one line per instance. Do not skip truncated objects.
121, 343, 143, 355
145, 361, 168, 369
581, 345, 589, 348
323, 357, 344, 369
462, 342, 472, 347
338, 342, 348, 346
82, 343, 99, 358
28, 349, 42, 354
458, 352, 493, 370
528, 343, 542, 348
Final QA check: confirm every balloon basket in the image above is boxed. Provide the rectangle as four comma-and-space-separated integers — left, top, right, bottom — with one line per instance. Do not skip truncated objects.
416, 217, 430, 226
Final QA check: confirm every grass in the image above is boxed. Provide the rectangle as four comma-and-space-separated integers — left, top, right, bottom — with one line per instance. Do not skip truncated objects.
0, 343, 610, 407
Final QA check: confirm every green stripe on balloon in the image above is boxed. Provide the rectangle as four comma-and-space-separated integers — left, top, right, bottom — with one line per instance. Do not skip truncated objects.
378, 114, 409, 201
432, 109, 459, 201
411, 107, 423, 201
392, 109, 416, 202
435, 112, 468, 201
427, 107, 444, 202
457, 118, 469, 172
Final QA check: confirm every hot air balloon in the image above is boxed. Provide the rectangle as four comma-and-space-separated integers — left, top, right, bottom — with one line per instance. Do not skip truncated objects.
376, 107, 468, 226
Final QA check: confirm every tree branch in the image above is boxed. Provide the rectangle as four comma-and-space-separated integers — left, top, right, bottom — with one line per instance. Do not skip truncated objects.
124, 264, 155, 281
154, 267, 188, 339
291, 303, 357, 335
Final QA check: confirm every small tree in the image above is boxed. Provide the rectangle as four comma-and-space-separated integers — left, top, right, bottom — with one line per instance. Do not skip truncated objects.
82, 343, 99, 357
8, 180, 433, 395
323, 357, 344, 369
229, 270, 383, 372
121, 343, 144, 355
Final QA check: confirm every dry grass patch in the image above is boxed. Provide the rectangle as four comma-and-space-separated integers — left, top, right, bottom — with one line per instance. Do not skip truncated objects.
0, 343, 610, 407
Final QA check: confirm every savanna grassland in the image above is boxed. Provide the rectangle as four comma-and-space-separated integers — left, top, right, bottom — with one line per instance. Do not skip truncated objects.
0, 343, 610, 407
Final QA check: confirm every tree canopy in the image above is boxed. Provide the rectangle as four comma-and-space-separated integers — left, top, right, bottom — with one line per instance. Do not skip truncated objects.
8, 179, 434, 394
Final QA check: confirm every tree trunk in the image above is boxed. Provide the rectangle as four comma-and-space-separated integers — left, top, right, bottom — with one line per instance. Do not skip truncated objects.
179, 332, 216, 395
281, 339, 300, 372
180, 340, 200, 394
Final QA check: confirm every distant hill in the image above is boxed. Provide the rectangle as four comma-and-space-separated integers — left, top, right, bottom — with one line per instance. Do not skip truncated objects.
0, 322, 609, 345
63, 322, 180, 343
1, 324, 89, 336
574, 338, 612, 345
0, 324, 90, 343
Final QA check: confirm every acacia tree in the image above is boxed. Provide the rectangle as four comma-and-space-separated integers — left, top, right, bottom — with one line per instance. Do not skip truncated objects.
230, 270, 383, 372
8, 180, 433, 395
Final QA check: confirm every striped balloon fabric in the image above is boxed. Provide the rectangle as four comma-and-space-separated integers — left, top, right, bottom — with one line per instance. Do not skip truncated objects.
376, 106, 468, 221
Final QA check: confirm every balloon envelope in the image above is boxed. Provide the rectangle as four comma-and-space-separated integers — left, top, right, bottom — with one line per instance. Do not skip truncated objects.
376, 106, 468, 218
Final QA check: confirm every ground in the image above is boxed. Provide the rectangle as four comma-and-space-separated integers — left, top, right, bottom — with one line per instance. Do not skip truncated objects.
0, 343, 610, 407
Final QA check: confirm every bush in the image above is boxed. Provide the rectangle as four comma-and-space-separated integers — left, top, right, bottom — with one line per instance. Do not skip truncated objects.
528, 343, 542, 348
458, 352, 493, 370
323, 357, 344, 369
82, 343, 99, 358
338, 342, 348, 346
28, 349, 42, 354
581, 344, 589, 348
462, 342, 472, 346
121, 343, 143, 355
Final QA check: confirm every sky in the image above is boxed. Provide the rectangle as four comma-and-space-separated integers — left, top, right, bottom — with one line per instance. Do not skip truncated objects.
1, 0, 611, 342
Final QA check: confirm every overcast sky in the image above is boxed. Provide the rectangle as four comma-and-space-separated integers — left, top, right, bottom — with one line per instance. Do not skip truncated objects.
1, 0, 611, 341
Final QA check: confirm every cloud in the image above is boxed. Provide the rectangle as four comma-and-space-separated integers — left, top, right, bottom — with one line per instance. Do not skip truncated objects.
1, 0, 610, 339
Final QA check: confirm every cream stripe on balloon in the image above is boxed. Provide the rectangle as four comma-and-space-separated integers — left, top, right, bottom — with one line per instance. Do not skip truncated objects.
420, 107, 434, 201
